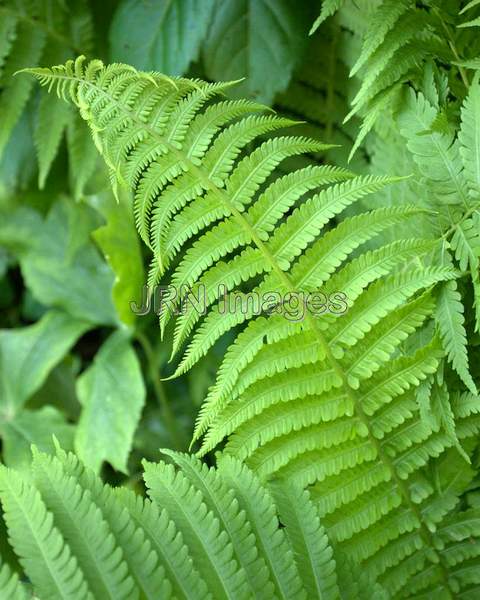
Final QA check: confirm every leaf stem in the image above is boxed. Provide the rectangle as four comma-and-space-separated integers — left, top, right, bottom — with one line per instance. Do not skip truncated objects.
134, 329, 184, 449
434, 8, 470, 89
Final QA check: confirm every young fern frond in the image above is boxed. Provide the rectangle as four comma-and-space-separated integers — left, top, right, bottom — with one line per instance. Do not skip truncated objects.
398, 81, 480, 373
0, 445, 375, 600
24, 60, 451, 412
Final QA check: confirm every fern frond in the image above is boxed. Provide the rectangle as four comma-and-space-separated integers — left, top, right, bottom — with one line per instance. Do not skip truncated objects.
54, 445, 203, 600
0, 465, 91, 599
143, 458, 250, 600
269, 479, 339, 599
216, 455, 305, 599
2, 446, 377, 600
436, 280, 476, 394
30, 448, 136, 600
25, 62, 479, 599
161, 449, 274, 598
349, 0, 410, 77
398, 88, 469, 206
310, 0, 345, 34
0, 555, 29, 600
56, 448, 172, 600
459, 77, 480, 197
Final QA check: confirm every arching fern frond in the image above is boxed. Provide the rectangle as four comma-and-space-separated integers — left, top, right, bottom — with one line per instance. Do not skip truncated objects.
23, 58, 454, 451
23, 62, 480, 598
0, 445, 382, 599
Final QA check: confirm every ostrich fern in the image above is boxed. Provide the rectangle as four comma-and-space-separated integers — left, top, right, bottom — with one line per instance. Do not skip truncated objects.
22, 57, 480, 597
0, 445, 387, 600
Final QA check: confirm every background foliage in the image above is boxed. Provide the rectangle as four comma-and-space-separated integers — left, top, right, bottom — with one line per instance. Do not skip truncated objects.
1, 0, 480, 598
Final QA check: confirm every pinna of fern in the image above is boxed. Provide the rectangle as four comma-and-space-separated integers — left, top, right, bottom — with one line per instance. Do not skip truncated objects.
368, 65, 480, 398
319, 0, 480, 158
274, 20, 368, 172
0, 444, 388, 600
348, 53, 480, 406
21, 56, 480, 597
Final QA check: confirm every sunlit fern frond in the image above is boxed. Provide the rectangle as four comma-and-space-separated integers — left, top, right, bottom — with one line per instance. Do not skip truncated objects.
21, 48, 480, 600
0, 444, 387, 600
24, 55, 460, 454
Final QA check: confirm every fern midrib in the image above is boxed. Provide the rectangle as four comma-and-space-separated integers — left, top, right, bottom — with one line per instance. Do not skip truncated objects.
122, 496, 196, 600
34, 461, 117, 600
3, 478, 76, 599
441, 200, 480, 241
59, 72, 455, 594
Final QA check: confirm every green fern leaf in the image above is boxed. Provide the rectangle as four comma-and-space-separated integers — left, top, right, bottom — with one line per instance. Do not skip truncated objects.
436, 280, 476, 394
143, 459, 250, 600
310, 0, 344, 34
0, 555, 29, 600
161, 449, 274, 598
0, 0, 94, 186
30, 448, 137, 600
398, 89, 469, 206
459, 76, 480, 197
23, 61, 480, 598
269, 479, 339, 599
217, 455, 306, 599
0, 465, 91, 599
54, 447, 174, 600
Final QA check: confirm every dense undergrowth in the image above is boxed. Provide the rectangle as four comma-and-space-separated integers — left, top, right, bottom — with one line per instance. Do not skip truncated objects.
1, 1, 480, 598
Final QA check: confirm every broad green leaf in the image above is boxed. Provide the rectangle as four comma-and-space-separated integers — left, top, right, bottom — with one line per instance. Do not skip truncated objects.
29, 359, 80, 421
75, 331, 146, 473
110, 0, 215, 74
202, 0, 311, 104
19, 198, 118, 326
0, 406, 75, 469
0, 205, 42, 256
89, 191, 144, 328
0, 310, 89, 415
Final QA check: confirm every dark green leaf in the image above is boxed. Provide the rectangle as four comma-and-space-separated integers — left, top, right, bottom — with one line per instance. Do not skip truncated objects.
75, 330, 146, 473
